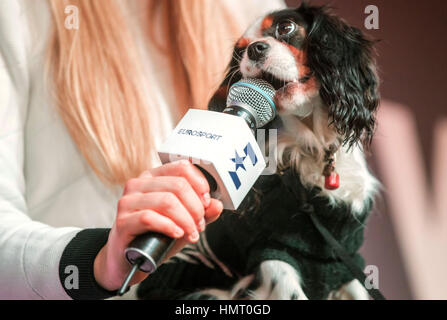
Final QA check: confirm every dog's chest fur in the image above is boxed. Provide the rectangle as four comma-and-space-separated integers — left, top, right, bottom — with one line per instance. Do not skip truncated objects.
276, 104, 379, 215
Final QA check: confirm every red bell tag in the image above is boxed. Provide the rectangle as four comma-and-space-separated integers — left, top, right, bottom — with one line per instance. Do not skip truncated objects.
324, 172, 339, 190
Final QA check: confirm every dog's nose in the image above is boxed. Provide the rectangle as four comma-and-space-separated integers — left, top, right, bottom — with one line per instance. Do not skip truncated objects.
247, 41, 270, 61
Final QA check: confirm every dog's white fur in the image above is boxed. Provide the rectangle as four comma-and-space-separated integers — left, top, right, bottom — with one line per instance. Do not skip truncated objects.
241, 37, 299, 82
328, 279, 370, 300
277, 107, 379, 215
236, 260, 308, 300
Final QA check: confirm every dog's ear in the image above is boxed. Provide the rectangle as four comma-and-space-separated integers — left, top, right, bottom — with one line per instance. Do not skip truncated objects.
298, 5, 379, 148
208, 43, 246, 112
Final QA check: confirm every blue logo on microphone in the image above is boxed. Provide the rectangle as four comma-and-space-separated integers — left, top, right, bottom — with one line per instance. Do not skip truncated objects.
228, 143, 258, 189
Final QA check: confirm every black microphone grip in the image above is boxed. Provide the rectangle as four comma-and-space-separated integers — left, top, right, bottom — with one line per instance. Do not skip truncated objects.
125, 232, 176, 273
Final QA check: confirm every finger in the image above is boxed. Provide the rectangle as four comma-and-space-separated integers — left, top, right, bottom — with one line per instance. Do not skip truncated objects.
204, 199, 224, 224
122, 176, 205, 225
122, 171, 153, 195
116, 210, 185, 239
150, 160, 211, 207
138, 170, 153, 179
118, 192, 199, 242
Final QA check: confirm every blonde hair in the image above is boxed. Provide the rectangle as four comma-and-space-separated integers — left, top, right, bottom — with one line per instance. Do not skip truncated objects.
47, 0, 241, 185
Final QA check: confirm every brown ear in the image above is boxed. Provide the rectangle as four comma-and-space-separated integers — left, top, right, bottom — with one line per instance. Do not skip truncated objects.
208, 43, 247, 112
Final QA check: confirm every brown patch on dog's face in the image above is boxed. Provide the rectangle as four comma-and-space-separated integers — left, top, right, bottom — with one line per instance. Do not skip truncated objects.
261, 15, 274, 31
236, 37, 250, 49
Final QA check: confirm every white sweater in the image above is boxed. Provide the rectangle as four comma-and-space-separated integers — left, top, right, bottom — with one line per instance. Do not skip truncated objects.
0, 0, 285, 299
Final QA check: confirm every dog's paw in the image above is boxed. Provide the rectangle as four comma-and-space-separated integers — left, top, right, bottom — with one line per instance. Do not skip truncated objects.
231, 260, 308, 300
327, 279, 370, 300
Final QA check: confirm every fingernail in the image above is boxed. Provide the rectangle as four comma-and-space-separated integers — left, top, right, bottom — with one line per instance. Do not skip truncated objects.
202, 193, 211, 208
174, 227, 184, 238
199, 219, 206, 232
189, 230, 199, 242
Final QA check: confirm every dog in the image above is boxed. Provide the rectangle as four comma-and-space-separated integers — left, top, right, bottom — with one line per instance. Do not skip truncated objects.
137, 3, 380, 300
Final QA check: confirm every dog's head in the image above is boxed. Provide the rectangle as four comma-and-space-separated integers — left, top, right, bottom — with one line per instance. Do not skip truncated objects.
208, 3, 379, 148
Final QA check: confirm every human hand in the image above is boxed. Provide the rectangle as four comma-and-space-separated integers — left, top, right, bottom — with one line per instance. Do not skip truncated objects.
93, 160, 223, 291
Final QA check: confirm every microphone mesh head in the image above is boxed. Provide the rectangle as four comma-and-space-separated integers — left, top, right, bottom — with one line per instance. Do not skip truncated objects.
227, 78, 276, 128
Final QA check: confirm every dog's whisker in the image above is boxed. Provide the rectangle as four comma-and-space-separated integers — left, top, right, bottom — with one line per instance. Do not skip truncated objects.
232, 52, 242, 63
233, 49, 244, 60
227, 68, 241, 87
225, 66, 239, 78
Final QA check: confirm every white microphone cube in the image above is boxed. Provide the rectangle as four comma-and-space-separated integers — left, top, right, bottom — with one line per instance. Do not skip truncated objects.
158, 109, 266, 210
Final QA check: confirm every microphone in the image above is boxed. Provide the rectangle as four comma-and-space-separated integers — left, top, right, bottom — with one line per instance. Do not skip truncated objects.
223, 77, 276, 130
118, 78, 276, 295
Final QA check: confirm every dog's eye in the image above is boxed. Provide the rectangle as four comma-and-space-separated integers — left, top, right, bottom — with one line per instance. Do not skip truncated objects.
275, 20, 297, 38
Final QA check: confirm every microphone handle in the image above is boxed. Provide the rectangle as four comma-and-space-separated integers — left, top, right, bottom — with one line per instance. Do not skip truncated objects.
125, 232, 176, 273
223, 105, 257, 132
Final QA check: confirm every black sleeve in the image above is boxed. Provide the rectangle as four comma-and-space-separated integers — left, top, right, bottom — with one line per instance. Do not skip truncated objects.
58, 228, 119, 300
